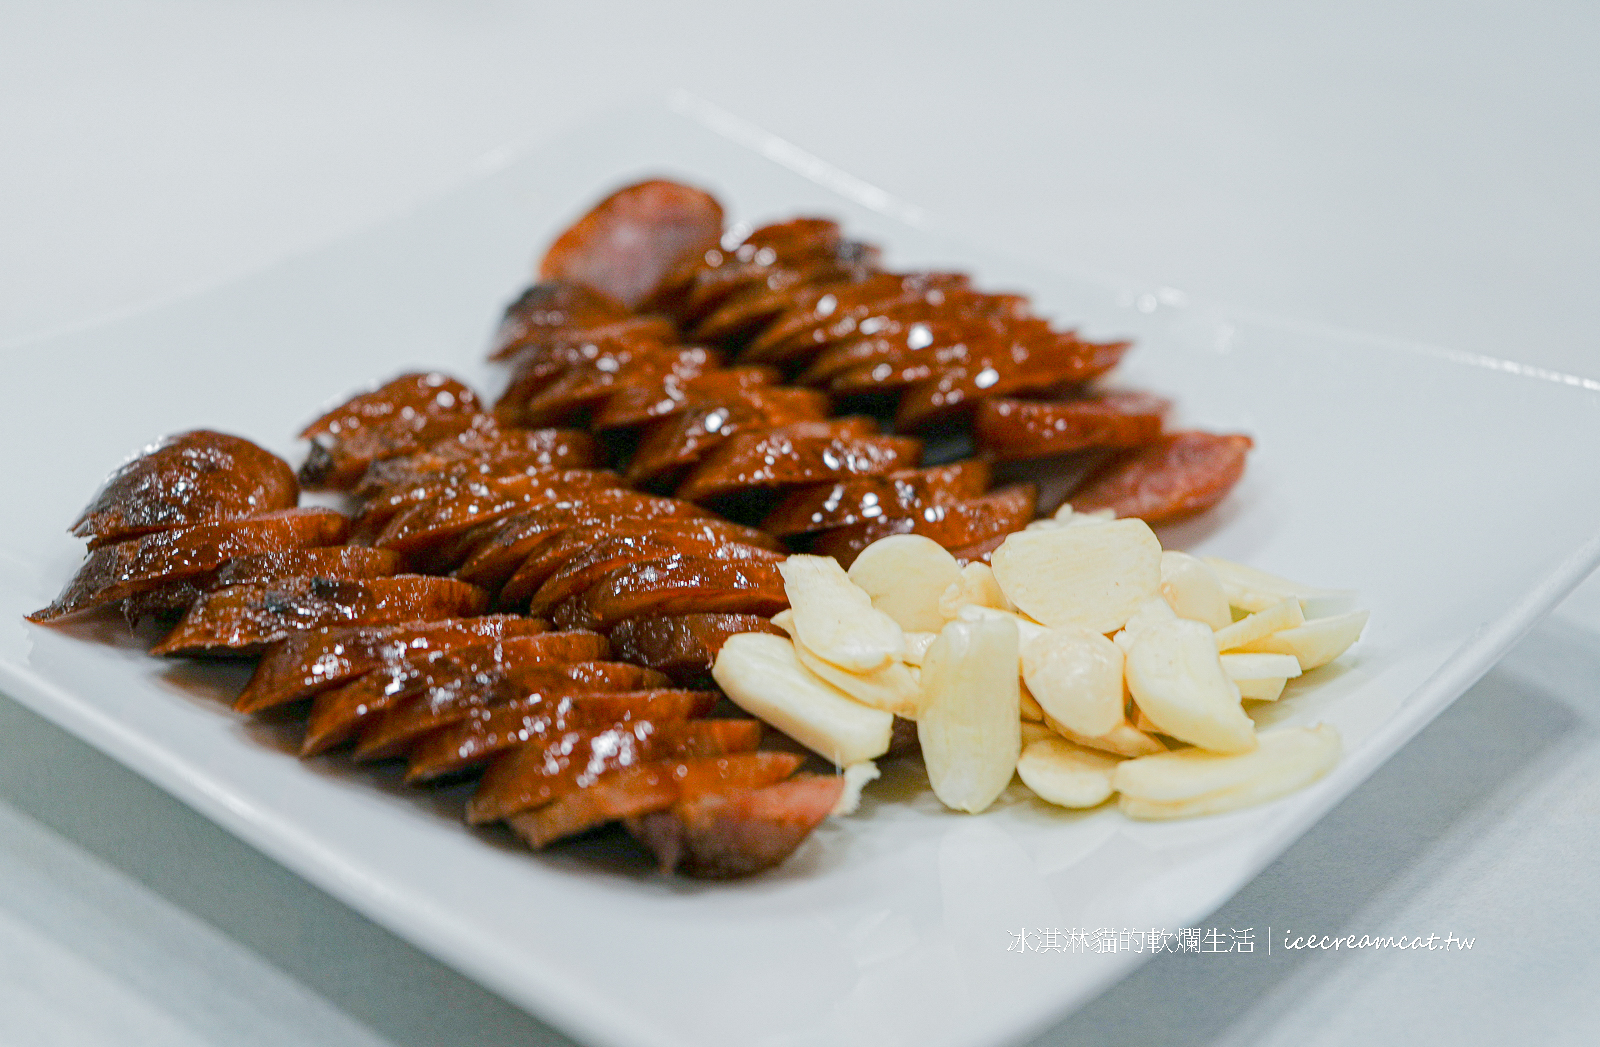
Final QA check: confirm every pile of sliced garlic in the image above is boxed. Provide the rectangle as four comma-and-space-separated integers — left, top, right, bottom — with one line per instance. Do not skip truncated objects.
711, 504, 1366, 821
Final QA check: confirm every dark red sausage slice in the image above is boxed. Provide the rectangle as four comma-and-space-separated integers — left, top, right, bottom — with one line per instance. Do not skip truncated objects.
299, 373, 482, 490
675, 427, 920, 504
607, 613, 785, 683
405, 689, 721, 783
810, 484, 1037, 568
760, 460, 992, 536
1066, 431, 1253, 524
124, 544, 403, 625
354, 661, 668, 762
624, 388, 833, 485
151, 574, 487, 657
539, 180, 724, 308
30, 508, 349, 622
490, 281, 633, 360
300, 631, 610, 754
522, 535, 782, 617
893, 337, 1130, 430
627, 773, 846, 878
71, 430, 298, 548
236, 614, 549, 714
551, 556, 790, 632
973, 391, 1170, 461
498, 751, 799, 847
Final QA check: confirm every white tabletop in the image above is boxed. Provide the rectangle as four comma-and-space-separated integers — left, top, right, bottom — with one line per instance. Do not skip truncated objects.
3, 3, 1598, 1044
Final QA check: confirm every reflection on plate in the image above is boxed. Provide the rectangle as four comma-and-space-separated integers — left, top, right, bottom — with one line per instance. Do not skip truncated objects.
3, 97, 1599, 1047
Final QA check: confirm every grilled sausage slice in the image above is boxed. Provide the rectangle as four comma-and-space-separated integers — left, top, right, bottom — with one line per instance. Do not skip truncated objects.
71, 430, 298, 548
31, 508, 349, 622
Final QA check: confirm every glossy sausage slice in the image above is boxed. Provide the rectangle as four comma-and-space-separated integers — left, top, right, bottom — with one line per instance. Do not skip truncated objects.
487, 516, 776, 611
300, 630, 610, 754
237, 614, 549, 714
1066, 431, 1253, 524
552, 556, 790, 632
972, 391, 1170, 461
514, 346, 720, 428
151, 574, 488, 657
675, 426, 921, 503
449, 492, 713, 591
759, 460, 992, 536
372, 469, 626, 557
352, 465, 620, 542
30, 508, 350, 622
810, 484, 1038, 568
624, 388, 833, 485
355, 421, 599, 498
893, 337, 1130, 430
743, 272, 971, 363
124, 544, 403, 625
354, 661, 669, 761
590, 366, 781, 430
539, 179, 724, 308
70, 430, 298, 548
522, 534, 785, 617
627, 773, 846, 878
470, 720, 768, 827
504, 752, 801, 849
405, 689, 721, 783
489, 281, 633, 360
607, 613, 785, 683
299, 373, 482, 490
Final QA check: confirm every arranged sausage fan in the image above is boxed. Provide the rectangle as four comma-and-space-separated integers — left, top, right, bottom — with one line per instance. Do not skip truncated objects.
27, 177, 1251, 880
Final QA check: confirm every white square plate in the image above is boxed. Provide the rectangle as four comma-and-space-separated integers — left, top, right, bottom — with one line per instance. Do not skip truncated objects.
4, 97, 1599, 1047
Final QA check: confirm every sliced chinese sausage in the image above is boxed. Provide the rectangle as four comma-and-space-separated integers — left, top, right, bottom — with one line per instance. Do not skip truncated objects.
299, 373, 482, 490
469, 720, 767, 826
689, 259, 868, 344
624, 387, 833, 485
354, 422, 599, 498
354, 660, 669, 761
675, 424, 921, 503
30, 508, 350, 622
406, 689, 723, 783
893, 337, 1130, 430
743, 272, 971, 363
796, 296, 1037, 384
608, 613, 785, 683
590, 366, 782, 430
505, 752, 802, 849
150, 575, 488, 657
448, 492, 713, 592
351, 465, 620, 541
124, 544, 404, 625
972, 391, 1170, 461
627, 773, 846, 878
372, 469, 626, 558
552, 556, 790, 632
514, 346, 721, 428
539, 179, 724, 309
70, 430, 298, 548
810, 484, 1038, 568
300, 630, 609, 754
489, 281, 633, 360
522, 534, 786, 617
236, 614, 549, 714
663, 217, 855, 323
494, 321, 680, 408
760, 460, 992, 536
496, 519, 779, 611
1066, 431, 1253, 524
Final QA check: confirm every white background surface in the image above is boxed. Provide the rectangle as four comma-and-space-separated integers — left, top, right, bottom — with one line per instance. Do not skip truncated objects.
1, 2, 1597, 1045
